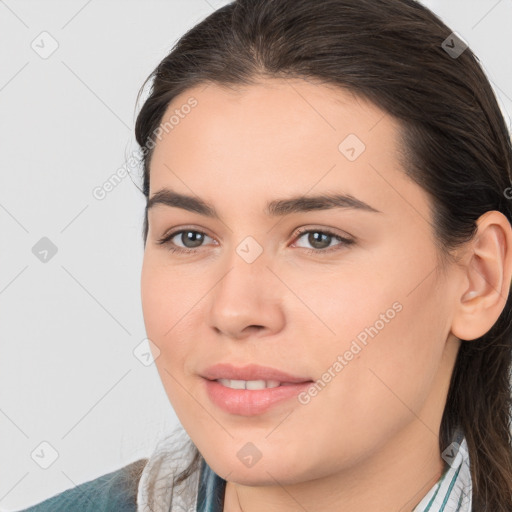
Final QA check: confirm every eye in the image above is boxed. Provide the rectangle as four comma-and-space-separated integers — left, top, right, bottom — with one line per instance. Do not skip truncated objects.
291, 227, 355, 255
156, 228, 215, 254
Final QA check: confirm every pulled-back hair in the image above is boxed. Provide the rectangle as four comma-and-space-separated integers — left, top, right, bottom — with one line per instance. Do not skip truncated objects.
133, 1, 512, 509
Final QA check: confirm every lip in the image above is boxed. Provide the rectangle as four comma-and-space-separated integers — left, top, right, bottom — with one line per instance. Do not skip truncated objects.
200, 363, 312, 384
203, 378, 314, 416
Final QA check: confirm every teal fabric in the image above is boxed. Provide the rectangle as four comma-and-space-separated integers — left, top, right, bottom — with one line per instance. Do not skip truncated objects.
197, 458, 226, 511
17, 459, 145, 512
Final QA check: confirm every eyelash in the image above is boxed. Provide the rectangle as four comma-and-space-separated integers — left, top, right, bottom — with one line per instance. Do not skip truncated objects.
156, 226, 355, 256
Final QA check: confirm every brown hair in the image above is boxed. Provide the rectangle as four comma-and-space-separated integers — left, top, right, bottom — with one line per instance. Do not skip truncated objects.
133, 0, 512, 509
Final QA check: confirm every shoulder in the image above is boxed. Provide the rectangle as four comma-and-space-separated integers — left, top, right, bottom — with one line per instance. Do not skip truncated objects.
18, 458, 148, 512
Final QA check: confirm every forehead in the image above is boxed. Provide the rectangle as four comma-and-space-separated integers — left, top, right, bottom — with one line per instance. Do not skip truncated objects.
148, 78, 423, 220
154, 78, 393, 153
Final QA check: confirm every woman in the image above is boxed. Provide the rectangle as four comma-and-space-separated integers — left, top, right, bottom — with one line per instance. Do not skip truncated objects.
20, 0, 512, 510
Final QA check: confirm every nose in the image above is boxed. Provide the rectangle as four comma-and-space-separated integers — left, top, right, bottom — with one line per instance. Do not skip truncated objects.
207, 245, 285, 341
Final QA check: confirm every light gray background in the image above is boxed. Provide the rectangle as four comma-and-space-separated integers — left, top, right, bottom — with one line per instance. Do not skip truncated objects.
1, 0, 511, 510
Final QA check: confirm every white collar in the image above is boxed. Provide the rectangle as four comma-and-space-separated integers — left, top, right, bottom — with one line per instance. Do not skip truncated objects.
137, 425, 201, 512
412, 428, 472, 512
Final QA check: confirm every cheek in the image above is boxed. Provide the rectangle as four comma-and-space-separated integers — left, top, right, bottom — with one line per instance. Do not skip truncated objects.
141, 258, 186, 370
301, 243, 447, 421
140, 255, 205, 390
141, 255, 195, 337
310, 265, 447, 443
141, 259, 168, 338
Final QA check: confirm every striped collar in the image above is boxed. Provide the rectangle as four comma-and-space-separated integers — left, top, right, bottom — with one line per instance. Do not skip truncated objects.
197, 428, 472, 512
412, 428, 472, 511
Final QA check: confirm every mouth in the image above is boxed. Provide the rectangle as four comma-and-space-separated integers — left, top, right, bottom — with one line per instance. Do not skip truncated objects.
202, 377, 315, 416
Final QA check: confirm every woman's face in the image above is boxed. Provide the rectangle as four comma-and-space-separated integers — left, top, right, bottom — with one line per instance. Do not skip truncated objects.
140, 78, 460, 484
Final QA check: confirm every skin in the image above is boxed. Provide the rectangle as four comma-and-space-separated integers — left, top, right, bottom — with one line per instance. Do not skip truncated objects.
140, 78, 512, 512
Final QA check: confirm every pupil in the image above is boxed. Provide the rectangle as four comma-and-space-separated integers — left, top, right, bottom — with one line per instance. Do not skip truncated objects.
183, 231, 203, 248
309, 232, 330, 249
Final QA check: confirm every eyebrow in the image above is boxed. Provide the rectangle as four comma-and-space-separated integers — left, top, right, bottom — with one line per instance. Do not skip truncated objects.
146, 187, 381, 218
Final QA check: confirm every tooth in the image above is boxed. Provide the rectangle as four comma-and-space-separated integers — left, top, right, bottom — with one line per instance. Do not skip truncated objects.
229, 379, 246, 389
246, 380, 267, 390
216, 379, 282, 389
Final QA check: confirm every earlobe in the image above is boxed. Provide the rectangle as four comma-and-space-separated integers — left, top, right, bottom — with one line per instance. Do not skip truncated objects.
451, 211, 512, 341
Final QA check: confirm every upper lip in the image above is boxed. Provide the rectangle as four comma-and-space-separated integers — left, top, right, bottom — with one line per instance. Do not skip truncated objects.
201, 363, 313, 384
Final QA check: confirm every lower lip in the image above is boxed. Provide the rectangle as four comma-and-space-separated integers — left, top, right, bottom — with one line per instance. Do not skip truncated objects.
203, 378, 314, 416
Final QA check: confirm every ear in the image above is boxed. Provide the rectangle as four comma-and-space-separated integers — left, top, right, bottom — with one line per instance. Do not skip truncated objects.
450, 210, 512, 341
